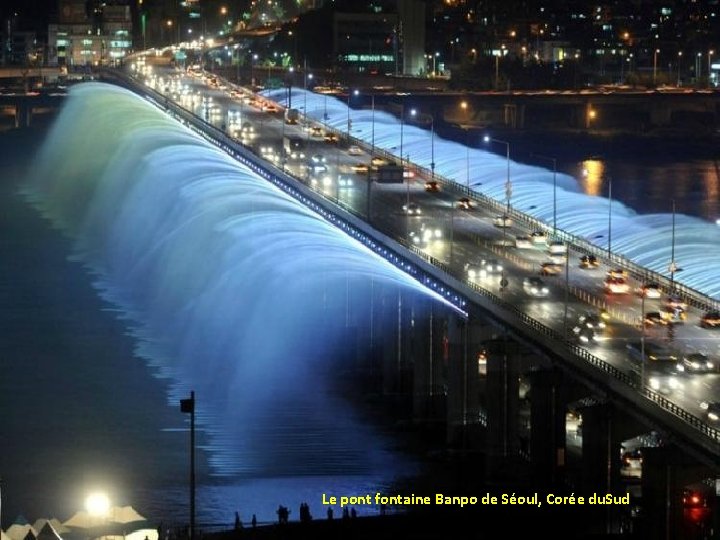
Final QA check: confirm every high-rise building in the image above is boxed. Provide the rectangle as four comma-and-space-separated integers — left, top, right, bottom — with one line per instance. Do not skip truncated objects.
49, 0, 132, 67
397, 0, 425, 75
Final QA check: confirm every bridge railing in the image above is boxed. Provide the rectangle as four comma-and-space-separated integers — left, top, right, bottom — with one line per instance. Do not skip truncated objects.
111, 69, 720, 451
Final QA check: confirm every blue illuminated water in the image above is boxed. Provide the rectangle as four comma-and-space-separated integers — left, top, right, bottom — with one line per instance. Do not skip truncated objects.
20, 83, 452, 526
263, 88, 720, 300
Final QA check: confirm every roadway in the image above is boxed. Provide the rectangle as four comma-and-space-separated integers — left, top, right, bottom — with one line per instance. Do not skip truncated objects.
131, 64, 720, 439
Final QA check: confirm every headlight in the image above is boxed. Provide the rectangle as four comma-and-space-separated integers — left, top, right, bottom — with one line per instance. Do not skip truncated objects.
542, 287, 549, 294
649, 378, 660, 390
710, 412, 719, 421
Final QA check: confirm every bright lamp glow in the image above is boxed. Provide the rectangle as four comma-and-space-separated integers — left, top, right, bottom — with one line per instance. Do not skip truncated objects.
85, 492, 111, 517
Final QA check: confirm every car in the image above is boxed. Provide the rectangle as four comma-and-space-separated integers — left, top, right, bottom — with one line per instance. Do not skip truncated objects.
348, 145, 363, 156
457, 197, 474, 210
540, 262, 563, 276
351, 163, 369, 174
481, 259, 504, 273
310, 154, 327, 164
402, 202, 421, 215
573, 325, 599, 344
638, 282, 662, 299
262, 103, 278, 113
409, 223, 442, 245
700, 401, 720, 422
337, 175, 353, 187
578, 313, 607, 330
310, 126, 324, 137
548, 241, 567, 255
425, 180, 440, 192
530, 230, 548, 244
604, 277, 630, 294
324, 132, 339, 143
648, 371, 684, 394
579, 254, 599, 269
515, 236, 533, 249
523, 277, 549, 297
644, 311, 667, 326
371, 156, 388, 167
493, 215, 512, 228
700, 311, 720, 329
678, 353, 716, 374
620, 449, 643, 479
660, 307, 687, 324
608, 268, 628, 279
626, 341, 679, 364
307, 155, 328, 173
465, 263, 488, 280
663, 295, 687, 311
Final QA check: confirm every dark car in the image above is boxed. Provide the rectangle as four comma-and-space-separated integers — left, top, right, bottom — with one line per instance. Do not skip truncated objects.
425, 180, 440, 193
644, 311, 667, 326
579, 254, 599, 269
700, 311, 720, 329
679, 353, 716, 373
701, 401, 720, 423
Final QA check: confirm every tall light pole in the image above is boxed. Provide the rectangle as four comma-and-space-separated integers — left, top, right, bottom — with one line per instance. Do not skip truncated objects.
677, 51, 683, 87
669, 199, 677, 291
399, 101, 406, 169
465, 128, 470, 190
371, 93, 376, 155
532, 154, 558, 235
484, 135, 511, 294
483, 135, 511, 213
410, 108, 435, 181
250, 53, 258, 88
346, 88, 358, 140
709, 50, 715, 87
607, 176, 613, 260
653, 49, 659, 85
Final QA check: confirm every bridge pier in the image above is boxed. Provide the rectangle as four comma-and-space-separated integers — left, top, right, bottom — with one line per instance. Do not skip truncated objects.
484, 335, 522, 482
410, 301, 450, 423
529, 368, 567, 488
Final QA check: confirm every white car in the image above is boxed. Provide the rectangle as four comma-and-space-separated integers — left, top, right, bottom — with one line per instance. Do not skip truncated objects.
465, 263, 488, 280
548, 241, 567, 255
348, 145, 363, 156
531, 231, 548, 244
493, 215, 512, 228
338, 176, 353, 187
515, 236, 533, 249
523, 277, 549, 297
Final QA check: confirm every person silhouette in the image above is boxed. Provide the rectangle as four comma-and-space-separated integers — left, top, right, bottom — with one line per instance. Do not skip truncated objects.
327, 507, 334, 521
251, 514, 257, 528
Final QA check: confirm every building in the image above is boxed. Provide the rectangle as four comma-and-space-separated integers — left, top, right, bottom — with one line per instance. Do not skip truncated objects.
397, 0, 425, 76
333, 11, 399, 73
48, 0, 132, 68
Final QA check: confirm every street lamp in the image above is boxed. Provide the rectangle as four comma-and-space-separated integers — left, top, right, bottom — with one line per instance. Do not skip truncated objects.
346, 88, 358, 140
371, 93, 376, 155
669, 199, 678, 291
607, 176, 613, 260
653, 49, 659, 85
677, 51, 683, 87
531, 154, 558, 235
250, 53, 258, 88
709, 50, 715, 88
399, 101, 406, 169
410, 108, 435, 181
483, 135, 511, 213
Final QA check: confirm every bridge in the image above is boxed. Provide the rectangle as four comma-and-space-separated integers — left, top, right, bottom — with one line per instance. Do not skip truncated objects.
86, 68, 720, 537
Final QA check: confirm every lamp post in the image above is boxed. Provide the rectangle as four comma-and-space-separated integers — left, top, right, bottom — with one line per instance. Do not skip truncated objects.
250, 53, 258, 88
399, 101, 406, 169
677, 51, 683, 87
669, 199, 677, 291
532, 154, 558, 235
709, 50, 715, 88
653, 49, 659, 85
410, 108, 435, 181
483, 135, 511, 213
371, 93, 376, 155
346, 88, 358, 140
607, 176, 613, 260
484, 135, 511, 294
